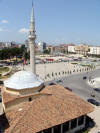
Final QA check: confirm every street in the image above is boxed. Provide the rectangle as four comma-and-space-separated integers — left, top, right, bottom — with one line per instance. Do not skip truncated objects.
45, 68, 100, 102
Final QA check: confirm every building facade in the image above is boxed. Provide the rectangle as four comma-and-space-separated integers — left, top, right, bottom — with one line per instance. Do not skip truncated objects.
88, 46, 100, 55
68, 45, 75, 53
38, 42, 47, 53
74, 44, 89, 56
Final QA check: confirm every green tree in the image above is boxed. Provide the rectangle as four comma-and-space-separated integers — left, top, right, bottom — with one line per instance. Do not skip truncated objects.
43, 49, 50, 54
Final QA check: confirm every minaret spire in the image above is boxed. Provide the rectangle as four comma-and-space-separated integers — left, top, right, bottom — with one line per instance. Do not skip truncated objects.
31, 2, 34, 23
29, 2, 36, 74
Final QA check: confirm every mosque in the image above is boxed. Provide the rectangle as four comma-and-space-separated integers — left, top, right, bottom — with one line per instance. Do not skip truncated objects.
0, 3, 94, 133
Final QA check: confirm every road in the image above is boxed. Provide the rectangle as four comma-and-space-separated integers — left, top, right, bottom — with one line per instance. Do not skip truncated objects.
45, 68, 100, 102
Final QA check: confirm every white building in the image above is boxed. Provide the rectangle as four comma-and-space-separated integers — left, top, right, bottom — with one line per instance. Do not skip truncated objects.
5, 42, 11, 48
88, 46, 100, 55
25, 40, 29, 48
68, 45, 75, 53
38, 42, 46, 53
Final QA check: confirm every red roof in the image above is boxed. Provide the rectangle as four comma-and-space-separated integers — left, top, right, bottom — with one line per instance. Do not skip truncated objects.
3, 85, 94, 133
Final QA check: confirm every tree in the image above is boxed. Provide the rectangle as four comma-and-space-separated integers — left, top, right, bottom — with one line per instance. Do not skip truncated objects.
23, 51, 30, 61
0, 46, 27, 61
43, 49, 50, 54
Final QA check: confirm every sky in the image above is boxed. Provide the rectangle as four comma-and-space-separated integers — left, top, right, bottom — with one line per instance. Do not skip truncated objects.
0, 0, 100, 45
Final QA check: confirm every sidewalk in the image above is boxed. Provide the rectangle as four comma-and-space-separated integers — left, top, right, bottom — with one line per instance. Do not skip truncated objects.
88, 106, 100, 133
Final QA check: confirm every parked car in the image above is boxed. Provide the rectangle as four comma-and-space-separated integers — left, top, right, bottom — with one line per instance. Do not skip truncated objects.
83, 76, 87, 80
56, 80, 62, 83
87, 99, 100, 106
94, 88, 100, 92
65, 87, 72, 92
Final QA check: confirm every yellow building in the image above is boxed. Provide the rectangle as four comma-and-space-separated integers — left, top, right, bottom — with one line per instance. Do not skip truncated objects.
47, 45, 55, 55
74, 44, 89, 56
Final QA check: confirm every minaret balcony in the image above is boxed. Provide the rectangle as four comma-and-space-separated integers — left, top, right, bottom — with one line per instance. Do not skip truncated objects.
29, 35, 36, 39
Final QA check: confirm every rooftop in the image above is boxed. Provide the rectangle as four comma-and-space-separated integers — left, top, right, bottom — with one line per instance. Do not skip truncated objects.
3, 85, 94, 133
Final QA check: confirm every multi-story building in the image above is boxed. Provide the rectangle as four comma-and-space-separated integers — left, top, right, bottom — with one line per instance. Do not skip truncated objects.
38, 42, 47, 53
59, 44, 68, 53
68, 44, 75, 53
47, 45, 55, 55
5, 42, 11, 48
74, 44, 89, 56
25, 40, 30, 51
54, 44, 68, 54
11, 42, 19, 48
88, 46, 100, 55
0, 42, 4, 49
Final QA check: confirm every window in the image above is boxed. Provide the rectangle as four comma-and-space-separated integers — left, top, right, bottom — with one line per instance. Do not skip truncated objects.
29, 97, 32, 102
54, 125, 61, 133
78, 116, 84, 126
71, 119, 77, 129
63, 122, 69, 132
43, 128, 51, 133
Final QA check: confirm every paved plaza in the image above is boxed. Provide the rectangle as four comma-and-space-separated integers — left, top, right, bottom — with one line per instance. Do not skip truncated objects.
24, 62, 93, 81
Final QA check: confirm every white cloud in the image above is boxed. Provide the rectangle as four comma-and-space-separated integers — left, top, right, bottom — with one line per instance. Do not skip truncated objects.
0, 27, 10, 32
1, 20, 8, 24
0, 27, 3, 31
19, 28, 29, 34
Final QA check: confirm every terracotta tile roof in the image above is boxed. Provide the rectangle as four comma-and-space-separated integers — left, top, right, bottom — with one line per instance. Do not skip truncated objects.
4, 85, 94, 133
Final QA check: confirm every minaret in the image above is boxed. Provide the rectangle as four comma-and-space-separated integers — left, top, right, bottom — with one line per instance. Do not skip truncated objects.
29, 3, 36, 74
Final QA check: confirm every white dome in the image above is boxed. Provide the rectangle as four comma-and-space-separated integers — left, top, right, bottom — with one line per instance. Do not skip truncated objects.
4, 71, 44, 90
